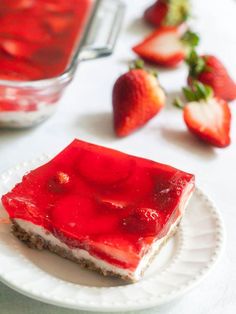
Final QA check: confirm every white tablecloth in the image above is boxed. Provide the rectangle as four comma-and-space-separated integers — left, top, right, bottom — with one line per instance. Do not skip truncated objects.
0, 0, 235, 313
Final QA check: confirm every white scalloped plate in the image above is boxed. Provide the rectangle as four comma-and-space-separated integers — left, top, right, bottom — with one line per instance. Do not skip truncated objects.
0, 156, 225, 312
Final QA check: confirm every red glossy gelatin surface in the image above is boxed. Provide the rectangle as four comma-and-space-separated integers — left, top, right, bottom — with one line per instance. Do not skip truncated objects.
0, 0, 93, 81
2, 140, 195, 270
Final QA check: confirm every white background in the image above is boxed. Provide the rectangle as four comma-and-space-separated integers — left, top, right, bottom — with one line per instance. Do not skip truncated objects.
0, 0, 236, 313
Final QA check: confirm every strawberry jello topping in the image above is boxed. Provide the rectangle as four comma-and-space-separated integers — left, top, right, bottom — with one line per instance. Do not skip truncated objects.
2, 140, 195, 270
0, 0, 93, 81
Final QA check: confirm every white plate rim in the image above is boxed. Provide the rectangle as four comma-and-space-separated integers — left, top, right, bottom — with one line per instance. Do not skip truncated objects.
0, 156, 225, 312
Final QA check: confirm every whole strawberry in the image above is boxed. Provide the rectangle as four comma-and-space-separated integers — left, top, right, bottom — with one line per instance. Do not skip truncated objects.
186, 50, 236, 101
144, 0, 190, 28
112, 60, 166, 137
133, 26, 199, 68
174, 82, 231, 148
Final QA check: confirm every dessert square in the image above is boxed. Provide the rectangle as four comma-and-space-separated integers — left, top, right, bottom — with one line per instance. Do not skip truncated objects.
1, 139, 195, 281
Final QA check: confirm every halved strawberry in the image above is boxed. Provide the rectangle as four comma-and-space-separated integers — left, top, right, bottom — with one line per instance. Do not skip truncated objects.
174, 82, 231, 148
132, 26, 199, 68
144, 0, 190, 28
186, 50, 236, 101
112, 60, 166, 137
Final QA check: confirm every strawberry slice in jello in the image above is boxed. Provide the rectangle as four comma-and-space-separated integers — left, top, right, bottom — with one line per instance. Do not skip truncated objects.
1, 139, 195, 281
0, 38, 39, 60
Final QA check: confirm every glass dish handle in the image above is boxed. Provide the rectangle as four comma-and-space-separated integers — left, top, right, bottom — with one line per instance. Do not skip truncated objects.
79, 0, 125, 61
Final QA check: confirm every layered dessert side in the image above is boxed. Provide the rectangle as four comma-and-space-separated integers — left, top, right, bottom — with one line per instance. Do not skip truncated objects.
1, 139, 195, 281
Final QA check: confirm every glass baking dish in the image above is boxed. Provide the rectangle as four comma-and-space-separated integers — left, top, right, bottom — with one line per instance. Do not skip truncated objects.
0, 0, 125, 128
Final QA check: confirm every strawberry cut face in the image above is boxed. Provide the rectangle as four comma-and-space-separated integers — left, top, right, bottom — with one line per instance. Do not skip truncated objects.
184, 97, 231, 148
133, 26, 187, 68
2, 139, 195, 270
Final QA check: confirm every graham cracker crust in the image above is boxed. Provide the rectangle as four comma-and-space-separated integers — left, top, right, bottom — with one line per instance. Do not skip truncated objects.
11, 220, 180, 282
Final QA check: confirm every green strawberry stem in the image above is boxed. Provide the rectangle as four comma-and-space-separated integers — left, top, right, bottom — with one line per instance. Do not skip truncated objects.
173, 81, 213, 109
129, 59, 158, 77
181, 30, 200, 49
173, 97, 185, 109
183, 81, 213, 101
165, 0, 190, 26
185, 50, 206, 77
129, 59, 145, 70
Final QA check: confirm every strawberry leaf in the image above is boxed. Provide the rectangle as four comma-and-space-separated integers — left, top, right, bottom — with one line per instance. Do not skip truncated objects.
173, 97, 185, 109
183, 86, 197, 101
204, 84, 213, 98
194, 81, 207, 99
129, 59, 158, 77
129, 59, 144, 70
181, 30, 200, 48
185, 50, 206, 77
183, 81, 213, 102
193, 81, 213, 100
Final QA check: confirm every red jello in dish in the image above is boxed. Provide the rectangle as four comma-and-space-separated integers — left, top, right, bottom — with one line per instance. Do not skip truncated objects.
2, 139, 195, 281
0, 0, 125, 127
0, 0, 92, 80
